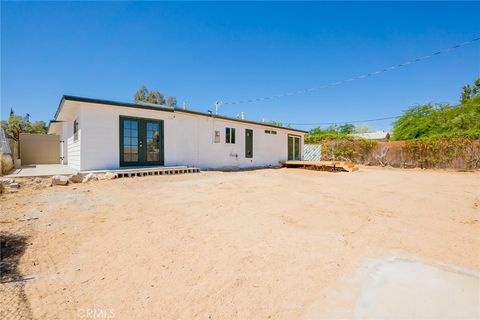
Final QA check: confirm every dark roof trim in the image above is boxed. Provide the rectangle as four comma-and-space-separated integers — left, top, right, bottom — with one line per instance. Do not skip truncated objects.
175, 109, 307, 133
54, 95, 174, 120
54, 95, 307, 133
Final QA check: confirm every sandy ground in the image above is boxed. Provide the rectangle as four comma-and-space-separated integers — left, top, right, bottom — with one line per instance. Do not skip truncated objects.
0, 167, 479, 319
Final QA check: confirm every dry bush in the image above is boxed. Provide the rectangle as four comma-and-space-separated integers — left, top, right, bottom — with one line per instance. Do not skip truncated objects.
315, 138, 480, 169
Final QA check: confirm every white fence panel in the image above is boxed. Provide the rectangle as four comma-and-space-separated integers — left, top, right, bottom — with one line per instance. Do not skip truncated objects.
304, 144, 321, 161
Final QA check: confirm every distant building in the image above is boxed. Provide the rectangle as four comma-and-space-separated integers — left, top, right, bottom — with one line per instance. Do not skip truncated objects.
351, 130, 390, 141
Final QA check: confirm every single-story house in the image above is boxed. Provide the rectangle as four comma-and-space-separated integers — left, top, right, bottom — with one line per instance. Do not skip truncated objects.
48, 96, 306, 171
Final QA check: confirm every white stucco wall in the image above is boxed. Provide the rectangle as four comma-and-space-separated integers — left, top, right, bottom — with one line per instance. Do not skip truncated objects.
62, 102, 304, 171
48, 112, 80, 169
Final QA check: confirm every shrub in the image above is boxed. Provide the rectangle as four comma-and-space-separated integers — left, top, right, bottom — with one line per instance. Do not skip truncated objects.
333, 145, 356, 160
401, 138, 470, 168
312, 138, 480, 169
358, 139, 378, 163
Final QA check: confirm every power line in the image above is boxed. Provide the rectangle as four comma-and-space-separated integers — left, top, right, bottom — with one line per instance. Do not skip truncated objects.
223, 36, 480, 106
285, 115, 401, 126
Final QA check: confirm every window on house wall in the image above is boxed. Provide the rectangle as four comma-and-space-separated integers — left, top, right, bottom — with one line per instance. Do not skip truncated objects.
214, 130, 220, 143
225, 127, 236, 144
264, 130, 277, 135
73, 119, 79, 141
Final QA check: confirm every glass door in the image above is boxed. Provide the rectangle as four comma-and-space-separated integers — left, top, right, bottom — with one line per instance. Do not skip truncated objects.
288, 135, 301, 161
145, 121, 162, 164
121, 118, 140, 165
120, 116, 164, 166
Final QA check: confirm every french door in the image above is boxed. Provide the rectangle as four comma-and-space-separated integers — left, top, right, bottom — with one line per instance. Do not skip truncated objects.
120, 116, 164, 167
288, 135, 301, 161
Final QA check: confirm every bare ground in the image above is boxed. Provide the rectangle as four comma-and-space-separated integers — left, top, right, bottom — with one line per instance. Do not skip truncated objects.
0, 167, 479, 319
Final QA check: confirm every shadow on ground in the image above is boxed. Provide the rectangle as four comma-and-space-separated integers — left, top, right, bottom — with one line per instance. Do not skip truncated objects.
0, 232, 33, 320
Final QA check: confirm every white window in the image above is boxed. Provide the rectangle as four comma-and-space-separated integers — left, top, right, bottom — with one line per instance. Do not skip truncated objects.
214, 130, 220, 143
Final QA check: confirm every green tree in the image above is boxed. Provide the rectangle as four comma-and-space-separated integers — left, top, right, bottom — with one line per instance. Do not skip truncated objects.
392, 97, 480, 140
460, 78, 480, 103
305, 125, 353, 142
31, 121, 48, 134
146, 90, 165, 105
0, 114, 48, 141
353, 124, 370, 133
473, 78, 480, 95
166, 96, 177, 108
134, 85, 148, 103
134, 85, 170, 105
336, 123, 355, 134
1, 115, 32, 141
461, 85, 472, 104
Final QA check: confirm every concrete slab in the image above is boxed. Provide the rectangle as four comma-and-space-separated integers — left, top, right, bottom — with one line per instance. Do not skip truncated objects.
308, 256, 480, 319
6, 164, 78, 178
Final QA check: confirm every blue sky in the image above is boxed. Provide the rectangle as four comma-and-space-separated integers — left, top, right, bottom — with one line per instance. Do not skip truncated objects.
1, 1, 479, 131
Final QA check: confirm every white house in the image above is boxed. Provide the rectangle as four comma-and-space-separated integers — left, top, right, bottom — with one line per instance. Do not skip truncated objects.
48, 96, 306, 171
351, 130, 390, 141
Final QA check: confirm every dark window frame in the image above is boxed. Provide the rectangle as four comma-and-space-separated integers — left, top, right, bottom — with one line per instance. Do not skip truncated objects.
264, 129, 277, 135
225, 127, 236, 144
73, 119, 79, 141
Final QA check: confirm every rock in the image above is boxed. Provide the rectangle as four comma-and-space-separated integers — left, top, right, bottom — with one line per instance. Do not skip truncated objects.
104, 172, 117, 180
0, 178, 14, 185
69, 172, 84, 183
82, 173, 98, 183
51, 175, 69, 186
8, 189, 19, 194
9, 182, 20, 189
33, 177, 42, 184
97, 172, 116, 180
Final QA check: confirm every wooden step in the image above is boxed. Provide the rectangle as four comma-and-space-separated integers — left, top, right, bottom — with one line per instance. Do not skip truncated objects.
280, 161, 358, 172
84, 166, 200, 178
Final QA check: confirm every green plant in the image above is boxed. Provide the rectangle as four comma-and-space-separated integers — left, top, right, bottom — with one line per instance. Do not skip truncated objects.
392, 84, 480, 141
1, 115, 47, 141
401, 138, 471, 168
333, 145, 355, 160
358, 139, 378, 163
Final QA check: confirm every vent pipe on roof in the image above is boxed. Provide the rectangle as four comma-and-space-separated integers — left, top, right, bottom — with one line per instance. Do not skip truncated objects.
214, 101, 222, 115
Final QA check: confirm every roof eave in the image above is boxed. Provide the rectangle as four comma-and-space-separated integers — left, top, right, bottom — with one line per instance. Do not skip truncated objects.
54, 95, 307, 134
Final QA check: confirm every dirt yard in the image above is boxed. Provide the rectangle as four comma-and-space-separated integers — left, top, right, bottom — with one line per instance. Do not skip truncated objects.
1, 167, 479, 319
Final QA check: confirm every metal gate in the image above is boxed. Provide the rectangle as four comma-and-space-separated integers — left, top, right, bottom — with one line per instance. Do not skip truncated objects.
19, 133, 60, 165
